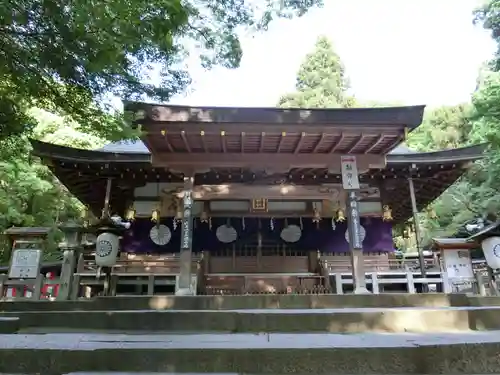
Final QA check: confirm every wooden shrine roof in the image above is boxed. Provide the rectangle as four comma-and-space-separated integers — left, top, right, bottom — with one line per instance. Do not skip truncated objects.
126, 103, 425, 160
30, 139, 486, 223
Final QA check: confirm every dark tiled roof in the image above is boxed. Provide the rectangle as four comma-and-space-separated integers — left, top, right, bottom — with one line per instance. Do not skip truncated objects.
99, 140, 149, 153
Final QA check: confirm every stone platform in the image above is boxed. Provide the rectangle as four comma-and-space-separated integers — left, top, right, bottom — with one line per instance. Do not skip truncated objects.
0, 293, 488, 311
1, 332, 500, 373
2, 294, 500, 373
4, 306, 500, 333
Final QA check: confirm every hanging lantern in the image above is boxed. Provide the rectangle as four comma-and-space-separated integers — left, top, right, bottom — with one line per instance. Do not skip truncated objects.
336, 208, 346, 222
383, 205, 393, 221
200, 209, 209, 223
151, 208, 160, 223
312, 207, 321, 229
125, 206, 136, 221
426, 206, 438, 219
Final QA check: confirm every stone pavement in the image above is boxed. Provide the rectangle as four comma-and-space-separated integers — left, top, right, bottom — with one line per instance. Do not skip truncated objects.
3, 331, 500, 349
3, 295, 500, 373
5, 305, 500, 333
1, 332, 500, 373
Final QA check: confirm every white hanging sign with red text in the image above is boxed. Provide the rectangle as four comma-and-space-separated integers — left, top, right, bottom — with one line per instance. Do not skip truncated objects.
341, 156, 360, 190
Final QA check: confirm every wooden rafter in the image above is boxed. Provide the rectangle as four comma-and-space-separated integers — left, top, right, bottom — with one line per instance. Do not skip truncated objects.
180, 131, 191, 153
329, 133, 344, 153
379, 135, 402, 154
277, 132, 285, 152
200, 131, 208, 152
365, 135, 384, 154
313, 133, 326, 153
159, 131, 174, 153
294, 132, 306, 154
221, 131, 227, 153
345, 134, 365, 154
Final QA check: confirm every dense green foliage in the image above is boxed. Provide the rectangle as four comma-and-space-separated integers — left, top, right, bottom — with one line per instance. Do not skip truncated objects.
279, 36, 356, 108
2, 2, 500, 261
278, 33, 500, 251
0, 0, 322, 139
0, 0, 322, 261
0, 109, 105, 261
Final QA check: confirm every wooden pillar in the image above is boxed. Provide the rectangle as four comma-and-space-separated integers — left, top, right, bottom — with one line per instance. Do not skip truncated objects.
408, 170, 427, 291
346, 191, 370, 294
176, 176, 195, 295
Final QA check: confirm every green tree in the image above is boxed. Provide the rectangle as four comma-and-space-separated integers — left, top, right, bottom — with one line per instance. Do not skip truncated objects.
0, 0, 322, 139
404, 103, 494, 236
0, 110, 105, 262
278, 36, 356, 108
406, 104, 474, 152
474, 0, 500, 70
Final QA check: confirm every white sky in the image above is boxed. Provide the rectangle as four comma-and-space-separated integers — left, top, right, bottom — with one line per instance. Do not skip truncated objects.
166, 0, 496, 108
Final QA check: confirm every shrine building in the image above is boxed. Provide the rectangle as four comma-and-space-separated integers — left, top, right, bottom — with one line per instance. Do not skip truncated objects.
29, 102, 485, 294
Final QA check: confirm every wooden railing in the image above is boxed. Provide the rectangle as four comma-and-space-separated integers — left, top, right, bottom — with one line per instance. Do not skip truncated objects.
203, 273, 329, 295
203, 248, 323, 294
72, 252, 201, 298
322, 255, 440, 273
207, 248, 313, 274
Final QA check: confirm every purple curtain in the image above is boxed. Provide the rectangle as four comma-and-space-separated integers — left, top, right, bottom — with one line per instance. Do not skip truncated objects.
121, 217, 394, 253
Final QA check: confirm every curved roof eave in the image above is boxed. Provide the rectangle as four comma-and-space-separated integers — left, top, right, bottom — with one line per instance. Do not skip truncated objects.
29, 139, 486, 165
125, 102, 426, 129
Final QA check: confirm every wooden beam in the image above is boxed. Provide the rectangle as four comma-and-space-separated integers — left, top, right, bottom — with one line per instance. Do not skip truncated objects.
277, 132, 286, 152
365, 135, 384, 154
141, 120, 409, 135
200, 131, 208, 152
221, 131, 227, 153
180, 131, 191, 153
313, 133, 326, 153
345, 134, 365, 154
330, 133, 344, 153
259, 132, 265, 152
159, 131, 175, 153
294, 132, 306, 154
379, 135, 403, 154
152, 152, 386, 170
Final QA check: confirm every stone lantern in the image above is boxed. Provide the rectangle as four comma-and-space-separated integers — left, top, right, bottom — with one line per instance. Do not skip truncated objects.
467, 220, 500, 271
57, 221, 84, 300
467, 220, 500, 295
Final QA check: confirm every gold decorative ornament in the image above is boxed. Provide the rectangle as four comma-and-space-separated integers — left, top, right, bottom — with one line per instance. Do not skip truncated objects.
251, 198, 268, 212
200, 209, 209, 223
151, 208, 160, 223
125, 206, 136, 221
382, 205, 393, 221
312, 208, 322, 228
335, 208, 346, 222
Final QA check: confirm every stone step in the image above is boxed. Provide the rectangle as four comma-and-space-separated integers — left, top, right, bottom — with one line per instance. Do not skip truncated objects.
1, 293, 494, 311
4, 306, 500, 333
0, 317, 18, 333
0, 332, 500, 373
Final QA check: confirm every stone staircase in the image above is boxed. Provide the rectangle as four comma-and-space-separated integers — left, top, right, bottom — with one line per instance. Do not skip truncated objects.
1, 294, 500, 373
